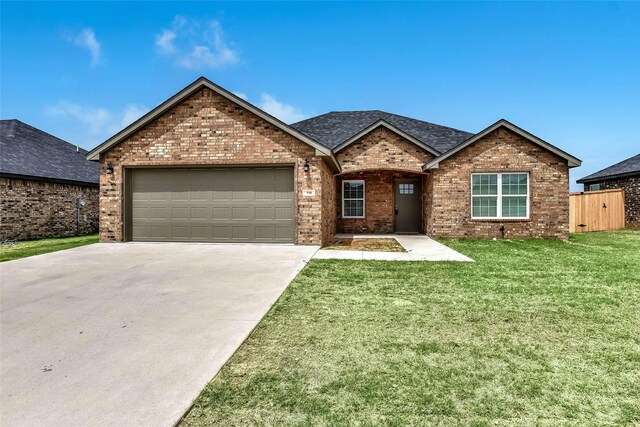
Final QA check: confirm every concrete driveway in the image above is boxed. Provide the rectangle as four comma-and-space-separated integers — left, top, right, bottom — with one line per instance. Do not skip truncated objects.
0, 243, 318, 426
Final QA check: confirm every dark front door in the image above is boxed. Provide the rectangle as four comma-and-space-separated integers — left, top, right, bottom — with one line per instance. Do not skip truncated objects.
394, 179, 421, 233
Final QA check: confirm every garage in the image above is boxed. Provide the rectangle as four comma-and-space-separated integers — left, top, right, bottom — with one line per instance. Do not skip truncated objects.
128, 167, 295, 243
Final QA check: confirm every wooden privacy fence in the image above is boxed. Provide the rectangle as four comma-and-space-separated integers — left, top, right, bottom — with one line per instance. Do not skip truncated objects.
569, 189, 625, 233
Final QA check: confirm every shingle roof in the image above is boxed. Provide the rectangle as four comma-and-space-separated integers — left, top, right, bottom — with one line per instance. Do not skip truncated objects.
290, 110, 473, 153
0, 119, 99, 185
577, 153, 640, 183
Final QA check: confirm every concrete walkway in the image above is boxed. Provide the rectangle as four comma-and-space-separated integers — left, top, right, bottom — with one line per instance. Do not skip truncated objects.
0, 243, 318, 427
313, 234, 473, 262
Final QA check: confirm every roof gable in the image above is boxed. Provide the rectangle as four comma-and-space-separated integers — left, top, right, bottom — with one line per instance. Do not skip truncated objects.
86, 77, 339, 170
332, 120, 441, 156
424, 119, 582, 170
577, 153, 640, 183
0, 120, 99, 185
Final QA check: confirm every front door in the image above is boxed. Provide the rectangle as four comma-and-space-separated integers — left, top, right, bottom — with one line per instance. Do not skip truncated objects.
394, 179, 421, 233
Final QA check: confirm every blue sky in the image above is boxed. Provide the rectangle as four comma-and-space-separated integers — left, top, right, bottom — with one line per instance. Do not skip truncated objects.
2, 1, 639, 189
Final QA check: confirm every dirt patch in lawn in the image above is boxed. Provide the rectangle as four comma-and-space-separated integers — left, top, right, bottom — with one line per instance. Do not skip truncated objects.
322, 238, 406, 252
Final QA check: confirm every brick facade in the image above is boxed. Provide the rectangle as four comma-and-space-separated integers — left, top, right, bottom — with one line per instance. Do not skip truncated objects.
427, 128, 570, 240
96, 83, 574, 243
334, 126, 432, 234
584, 176, 640, 227
99, 87, 333, 245
0, 177, 98, 241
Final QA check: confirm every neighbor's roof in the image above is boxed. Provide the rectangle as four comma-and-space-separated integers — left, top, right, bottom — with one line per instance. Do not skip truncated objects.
291, 110, 473, 153
577, 153, 640, 183
0, 119, 99, 186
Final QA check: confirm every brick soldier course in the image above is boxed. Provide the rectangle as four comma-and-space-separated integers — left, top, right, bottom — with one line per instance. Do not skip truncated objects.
87, 77, 582, 244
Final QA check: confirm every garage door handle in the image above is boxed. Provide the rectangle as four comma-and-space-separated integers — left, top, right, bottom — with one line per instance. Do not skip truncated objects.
395, 207, 398, 215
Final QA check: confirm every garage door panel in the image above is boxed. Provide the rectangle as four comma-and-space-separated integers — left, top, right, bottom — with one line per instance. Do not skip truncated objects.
231, 226, 250, 240
275, 226, 294, 240
231, 206, 250, 221
212, 207, 230, 220
171, 207, 189, 220
255, 207, 273, 221
149, 226, 170, 240
189, 226, 208, 240
190, 207, 209, 220
131, 167, 294, 243
212, 226, 231, 240
274, 207, 293, 220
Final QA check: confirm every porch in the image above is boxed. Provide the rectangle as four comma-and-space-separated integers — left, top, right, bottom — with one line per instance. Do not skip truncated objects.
335, 169, 428, 235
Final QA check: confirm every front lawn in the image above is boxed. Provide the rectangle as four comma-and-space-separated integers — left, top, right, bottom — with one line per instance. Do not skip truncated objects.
0, 234, 98, 262
182, 231, 640, 426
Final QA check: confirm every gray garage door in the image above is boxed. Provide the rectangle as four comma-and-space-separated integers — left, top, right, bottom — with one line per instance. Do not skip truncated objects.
130, 167, 295, 243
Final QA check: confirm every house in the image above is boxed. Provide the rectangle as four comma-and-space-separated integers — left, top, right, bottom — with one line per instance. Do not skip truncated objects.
577, 153, 640, 227
86, 77, 581, 244
0, 120, 99, 241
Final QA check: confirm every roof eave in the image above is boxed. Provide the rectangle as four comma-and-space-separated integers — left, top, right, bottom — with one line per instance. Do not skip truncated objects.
332, 119, 441, 156
86, 77, 340, 172
422, 119, 582, 171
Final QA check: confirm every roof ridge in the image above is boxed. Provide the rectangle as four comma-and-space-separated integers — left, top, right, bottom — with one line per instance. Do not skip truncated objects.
376, 111, 474, 135
295, 110, 473, 136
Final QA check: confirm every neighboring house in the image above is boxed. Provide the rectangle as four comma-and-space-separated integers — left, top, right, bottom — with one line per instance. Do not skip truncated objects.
86, 77, 581, 244
0, 120, 99, 241
577, 153, 640, 227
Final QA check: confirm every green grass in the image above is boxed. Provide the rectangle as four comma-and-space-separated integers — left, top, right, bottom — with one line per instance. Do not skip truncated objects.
182, 231, 640, 426
0, 234, 98, 262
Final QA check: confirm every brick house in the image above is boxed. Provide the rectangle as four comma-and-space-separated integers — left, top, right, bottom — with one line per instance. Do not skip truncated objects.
86, 77, 581, 244
577, 153, 640, 227
0, 120, 99, 241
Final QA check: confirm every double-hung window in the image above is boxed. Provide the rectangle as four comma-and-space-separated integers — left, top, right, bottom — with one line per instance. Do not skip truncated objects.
471, 173, 529, 219
342, 180, 365, 218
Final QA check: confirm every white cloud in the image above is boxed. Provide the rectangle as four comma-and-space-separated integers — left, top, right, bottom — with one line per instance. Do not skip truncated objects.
258, 93, 308, 123
72, 28, 101, 66
120, 104, 150, 129
155, 17, 238, 70
45, 101, 149, 146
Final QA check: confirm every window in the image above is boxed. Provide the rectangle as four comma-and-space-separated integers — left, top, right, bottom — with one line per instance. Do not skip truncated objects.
471, 173, 529, 219
399, 183, 414, 194
342, 180, 365, 218
589, 184, 601, 191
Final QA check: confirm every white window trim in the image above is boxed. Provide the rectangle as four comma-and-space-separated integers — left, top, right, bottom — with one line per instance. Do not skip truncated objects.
342, 179, 365, 219
471, 172, 530, 220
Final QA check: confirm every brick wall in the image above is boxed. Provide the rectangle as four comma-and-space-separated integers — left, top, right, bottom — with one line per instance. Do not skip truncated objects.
336, 170, 422, 233
99, 87, 332, 245
336, 126, 433, 173
320, 161, 337, 243
428, 127, 570, 240
584, 176, 640, 227
334, 126, 432, 234
0, 178, 98, 241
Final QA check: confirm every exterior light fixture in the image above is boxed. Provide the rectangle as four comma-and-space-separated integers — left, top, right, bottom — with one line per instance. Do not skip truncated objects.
303, 159, 310, 172
106, 163, 114, 174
